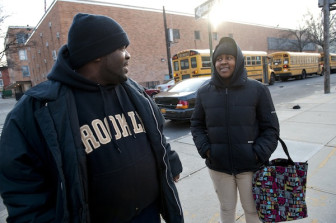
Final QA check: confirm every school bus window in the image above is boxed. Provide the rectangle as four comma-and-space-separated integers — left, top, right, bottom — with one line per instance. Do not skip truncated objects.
256, 56, 261, 65
246, 56, 251, 66
273, 58, 281, 65
284, 58, 289, 64
180, 59, 189, 70
173, 61, 179, 71
202, 56, 211, 67
251, 57, 255, 65
191, 57, 197, 68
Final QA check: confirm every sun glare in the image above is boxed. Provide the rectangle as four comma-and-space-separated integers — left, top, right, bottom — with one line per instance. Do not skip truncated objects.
209, 0, 229, 29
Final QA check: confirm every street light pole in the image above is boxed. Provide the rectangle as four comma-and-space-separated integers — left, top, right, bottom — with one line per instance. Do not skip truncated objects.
207, 14, 214, 74
323, 0, 331, 94
163, 6, 173, 79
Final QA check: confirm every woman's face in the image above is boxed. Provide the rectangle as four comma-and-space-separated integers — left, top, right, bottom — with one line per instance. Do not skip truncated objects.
215, 54, 236, 79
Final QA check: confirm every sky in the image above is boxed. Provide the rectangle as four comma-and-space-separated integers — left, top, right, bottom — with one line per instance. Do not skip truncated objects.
0, 0, 323, 30
0, 0, 324, 53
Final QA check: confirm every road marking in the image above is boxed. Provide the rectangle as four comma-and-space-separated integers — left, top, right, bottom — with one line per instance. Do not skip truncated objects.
207, 212, 219, 223
319, 147, 336, 168
308, 146, 336, 178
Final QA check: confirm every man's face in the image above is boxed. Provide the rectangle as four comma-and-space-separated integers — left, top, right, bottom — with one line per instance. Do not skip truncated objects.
98, 46, 131, 85
215, 54, 236, 79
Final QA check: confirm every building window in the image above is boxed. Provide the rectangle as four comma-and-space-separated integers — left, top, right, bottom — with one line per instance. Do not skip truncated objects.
173, 29, 180, 39
0, 79, 3, 87
212, 32, 218, 40
19, 50, 27, 60
52, 50, 57, 61
16, 32, 28, 44
22, 66, 30, 77
194, 31, 200, 40
0, 71, 2, 77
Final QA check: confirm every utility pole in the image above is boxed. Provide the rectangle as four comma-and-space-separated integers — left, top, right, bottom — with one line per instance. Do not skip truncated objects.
323, 0, 331, 94
207, 14, 214, 74
163, 6, 173, 79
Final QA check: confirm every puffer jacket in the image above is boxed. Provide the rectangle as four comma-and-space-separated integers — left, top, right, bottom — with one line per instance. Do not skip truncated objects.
0, 46, 183, 223
190, 40, 279, 175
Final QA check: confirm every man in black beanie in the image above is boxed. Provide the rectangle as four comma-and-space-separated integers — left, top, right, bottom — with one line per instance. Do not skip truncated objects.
0, 13, 184, 223
191, 36, 279, 223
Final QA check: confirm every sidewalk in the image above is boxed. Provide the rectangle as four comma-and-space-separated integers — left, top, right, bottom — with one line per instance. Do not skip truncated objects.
171, 88, 336, 223
1, 88, 336, 223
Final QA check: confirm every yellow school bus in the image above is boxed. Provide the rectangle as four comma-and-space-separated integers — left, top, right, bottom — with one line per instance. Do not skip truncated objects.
269, 51, 322, 81
172, 49, 212, 82
243, 51, 276, 85
320, 52, 336, 74
172, 49, 275, 85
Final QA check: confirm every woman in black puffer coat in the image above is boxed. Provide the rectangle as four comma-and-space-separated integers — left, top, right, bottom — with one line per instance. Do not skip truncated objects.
190, 37, 279, 223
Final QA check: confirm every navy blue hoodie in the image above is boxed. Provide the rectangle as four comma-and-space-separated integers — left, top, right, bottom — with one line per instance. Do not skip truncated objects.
48, 46, 159, 223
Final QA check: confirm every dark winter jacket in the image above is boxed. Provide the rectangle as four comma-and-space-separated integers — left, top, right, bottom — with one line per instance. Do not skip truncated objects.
190, 40, 279, 175
0, 45, 183, 223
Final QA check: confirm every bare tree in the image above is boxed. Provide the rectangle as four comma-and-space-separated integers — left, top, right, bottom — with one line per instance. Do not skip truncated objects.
305, 10, 336, 51
0, 4, 10, 66
281, 25, 312, 52
3, 28, 36, 70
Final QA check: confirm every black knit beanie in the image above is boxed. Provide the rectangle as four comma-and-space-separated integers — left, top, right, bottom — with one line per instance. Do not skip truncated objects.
212, 37, 237, 62
68, 13, 130, 69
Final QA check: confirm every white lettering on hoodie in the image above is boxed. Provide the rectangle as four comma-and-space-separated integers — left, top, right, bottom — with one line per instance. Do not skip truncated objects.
80, 111, 146, 154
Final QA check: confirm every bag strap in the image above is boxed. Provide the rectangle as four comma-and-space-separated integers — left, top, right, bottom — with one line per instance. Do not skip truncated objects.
278, 137, 295, 165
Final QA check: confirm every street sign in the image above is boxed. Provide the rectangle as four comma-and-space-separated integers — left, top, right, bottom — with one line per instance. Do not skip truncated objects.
195, 0, 216, 19
318, 0, 336, 8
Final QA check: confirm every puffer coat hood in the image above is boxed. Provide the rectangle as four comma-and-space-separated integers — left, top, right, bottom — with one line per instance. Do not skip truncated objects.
211, 37, 247, 88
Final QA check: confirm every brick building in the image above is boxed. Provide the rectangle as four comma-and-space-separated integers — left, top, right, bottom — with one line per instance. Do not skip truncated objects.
4, 26, 34, 98
12, 0, 313, 89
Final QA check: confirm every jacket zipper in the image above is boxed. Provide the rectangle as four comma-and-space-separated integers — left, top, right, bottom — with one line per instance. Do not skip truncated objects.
225, 88, 235, 175
145, 97, 183, 216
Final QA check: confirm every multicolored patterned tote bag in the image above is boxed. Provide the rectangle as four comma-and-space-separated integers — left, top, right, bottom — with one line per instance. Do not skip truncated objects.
252, 138, 308, 222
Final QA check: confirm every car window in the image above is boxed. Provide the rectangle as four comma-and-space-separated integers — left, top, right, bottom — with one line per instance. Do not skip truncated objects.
168, 78, 210, 93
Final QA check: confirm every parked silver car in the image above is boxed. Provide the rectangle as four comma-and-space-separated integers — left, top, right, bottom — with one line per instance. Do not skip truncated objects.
155, 79, 175, 92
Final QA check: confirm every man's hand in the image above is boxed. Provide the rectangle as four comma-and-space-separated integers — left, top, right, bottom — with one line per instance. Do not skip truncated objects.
173, 174, 180, 183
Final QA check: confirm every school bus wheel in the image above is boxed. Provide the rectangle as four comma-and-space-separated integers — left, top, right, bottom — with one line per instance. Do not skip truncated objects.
269, 73, 275, 85
301, 70, 307, 79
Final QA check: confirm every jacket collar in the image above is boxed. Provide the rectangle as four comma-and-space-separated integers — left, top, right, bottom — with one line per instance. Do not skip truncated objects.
25, 80, 61, 101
